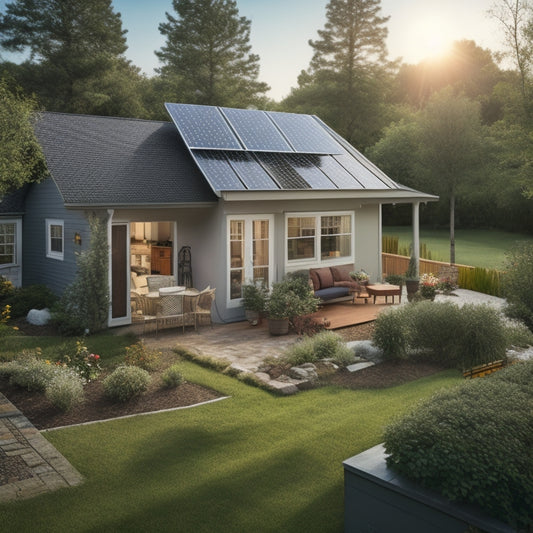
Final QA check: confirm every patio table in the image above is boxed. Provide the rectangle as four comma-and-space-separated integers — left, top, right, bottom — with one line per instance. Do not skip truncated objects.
365, 284, 401, 304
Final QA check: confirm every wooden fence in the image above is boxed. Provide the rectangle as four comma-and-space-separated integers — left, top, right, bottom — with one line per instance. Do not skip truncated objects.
382, 253, 475, 278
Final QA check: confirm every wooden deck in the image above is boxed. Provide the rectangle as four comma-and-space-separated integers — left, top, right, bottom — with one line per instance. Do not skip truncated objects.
311, 301, 394, 330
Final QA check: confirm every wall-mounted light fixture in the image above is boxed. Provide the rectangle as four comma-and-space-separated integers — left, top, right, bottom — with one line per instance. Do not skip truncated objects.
74, 232, 82, 245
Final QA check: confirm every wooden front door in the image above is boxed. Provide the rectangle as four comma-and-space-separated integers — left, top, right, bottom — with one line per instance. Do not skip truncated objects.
111, 224, 128, 319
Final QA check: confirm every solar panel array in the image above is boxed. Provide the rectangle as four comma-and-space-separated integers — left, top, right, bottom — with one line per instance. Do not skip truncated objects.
165, 103, 394, 194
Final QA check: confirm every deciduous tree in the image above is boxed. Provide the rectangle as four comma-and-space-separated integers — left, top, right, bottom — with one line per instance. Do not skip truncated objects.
0, 79, 47, 197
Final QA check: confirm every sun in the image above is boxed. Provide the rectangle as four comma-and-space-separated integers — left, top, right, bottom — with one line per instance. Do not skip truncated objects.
407, 15, 454, 61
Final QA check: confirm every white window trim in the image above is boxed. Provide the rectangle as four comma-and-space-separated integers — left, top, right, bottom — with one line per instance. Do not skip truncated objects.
46, 219, 64, 261
0, 218, 21, 268
285, 211, 354, 269
226, 214, 274, 309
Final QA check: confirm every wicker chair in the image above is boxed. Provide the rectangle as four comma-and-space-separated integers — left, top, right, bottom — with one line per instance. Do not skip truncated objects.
156, 293, 185, 334
195, 288, 216, 328
183, 292, 200, 330
147, 275, 176, 293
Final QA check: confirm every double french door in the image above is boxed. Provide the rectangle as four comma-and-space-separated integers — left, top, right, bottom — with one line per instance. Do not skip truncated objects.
228, 215, 273, 306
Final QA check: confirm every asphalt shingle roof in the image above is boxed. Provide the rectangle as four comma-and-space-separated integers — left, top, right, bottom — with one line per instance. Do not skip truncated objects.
34, 112, 217, 206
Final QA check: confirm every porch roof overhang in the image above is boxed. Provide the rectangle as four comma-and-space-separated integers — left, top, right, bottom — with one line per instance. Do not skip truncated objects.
220, 188, 439, 203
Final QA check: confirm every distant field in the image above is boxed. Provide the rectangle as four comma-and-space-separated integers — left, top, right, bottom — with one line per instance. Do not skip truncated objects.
383, 227, 533, 269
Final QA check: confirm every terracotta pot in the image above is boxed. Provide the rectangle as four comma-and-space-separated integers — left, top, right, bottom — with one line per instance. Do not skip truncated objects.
268, 318, 289, 336
245, 309, 261, 326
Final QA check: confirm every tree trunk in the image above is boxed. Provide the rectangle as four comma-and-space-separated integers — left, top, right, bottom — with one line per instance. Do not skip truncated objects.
449, 193, 456, 264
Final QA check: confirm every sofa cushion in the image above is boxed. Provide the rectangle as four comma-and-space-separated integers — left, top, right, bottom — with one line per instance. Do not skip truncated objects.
309, 269, 320, 291
314, 267, 334, 289
315, 286, 350, 301
331, 265, 354, 282
334, 280, 360, 290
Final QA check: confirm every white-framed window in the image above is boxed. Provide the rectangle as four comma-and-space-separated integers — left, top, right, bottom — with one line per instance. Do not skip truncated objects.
286, 212, 353, 266
0, 220, 20, 266
227, 215, 273, 308
46, 219, 64, 260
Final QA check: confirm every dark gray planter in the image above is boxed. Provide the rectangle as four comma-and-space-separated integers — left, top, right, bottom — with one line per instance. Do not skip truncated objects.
343, 444, 514, 533
268, 318, 289, 336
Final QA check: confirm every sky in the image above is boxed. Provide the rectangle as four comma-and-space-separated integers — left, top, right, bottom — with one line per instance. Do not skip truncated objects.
1, 0, 506, 101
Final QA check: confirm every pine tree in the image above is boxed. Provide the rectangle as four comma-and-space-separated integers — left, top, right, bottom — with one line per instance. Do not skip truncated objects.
0, 0, 128, 112
283, 0, 395, 148
156, 0, 269, 107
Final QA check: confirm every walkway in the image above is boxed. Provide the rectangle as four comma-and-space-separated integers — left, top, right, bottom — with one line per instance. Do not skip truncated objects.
0, 393, 83, 502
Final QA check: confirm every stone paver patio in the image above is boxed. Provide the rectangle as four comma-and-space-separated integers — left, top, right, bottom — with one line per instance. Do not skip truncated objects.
0, 393, 83, 503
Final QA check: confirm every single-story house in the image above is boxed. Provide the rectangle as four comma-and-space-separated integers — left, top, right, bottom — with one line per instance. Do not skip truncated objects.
0, 104, 437, 326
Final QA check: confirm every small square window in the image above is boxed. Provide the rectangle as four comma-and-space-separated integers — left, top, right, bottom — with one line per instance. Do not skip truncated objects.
46, 219, 64, 260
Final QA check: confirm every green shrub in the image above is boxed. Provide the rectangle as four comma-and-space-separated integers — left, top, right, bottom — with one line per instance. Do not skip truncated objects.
161, 364, 184, 388
281, 331, 354, 367
504, 320, 533, 348
281, 337, 317, 366
384, 377, 533, 529
124, 341, 161, 372
373, 302, 508, 368
174, 347, 231, 371
2, 284, 57, 318
503, 242, 533, 330
372, 307, 410, 360
103, 365, 151, 402
7, 357, 58, 391
491, 359, 533, 395
45, 370, 85, 411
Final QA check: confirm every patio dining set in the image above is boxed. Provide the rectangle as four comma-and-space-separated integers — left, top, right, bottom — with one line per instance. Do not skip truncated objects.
130, 274, 216, 334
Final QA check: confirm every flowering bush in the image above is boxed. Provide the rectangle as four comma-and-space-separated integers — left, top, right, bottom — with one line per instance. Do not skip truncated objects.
0, 304, 19, 338
0, 276, 14, 299
61, 340, 102, 382
350, 269, 369, 282
437, 277, 457, 295
419, 273, 439, 300
124, 341, 161, 372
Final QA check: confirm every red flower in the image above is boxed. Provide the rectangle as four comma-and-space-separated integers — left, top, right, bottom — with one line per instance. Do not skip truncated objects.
90, 354, 100, 360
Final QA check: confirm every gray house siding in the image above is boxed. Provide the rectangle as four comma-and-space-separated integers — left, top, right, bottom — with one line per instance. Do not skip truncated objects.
22, 178, 90, 295
213, 198, 382, 323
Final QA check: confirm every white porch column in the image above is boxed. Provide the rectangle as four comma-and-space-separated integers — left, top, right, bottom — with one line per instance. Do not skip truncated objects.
378, 203, 383, 281
412, 202, 420, 277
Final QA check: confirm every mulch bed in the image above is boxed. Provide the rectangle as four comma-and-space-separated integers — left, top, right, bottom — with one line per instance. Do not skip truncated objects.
1, 320, 448, 430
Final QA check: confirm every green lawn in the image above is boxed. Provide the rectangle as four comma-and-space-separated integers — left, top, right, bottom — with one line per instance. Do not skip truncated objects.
1, 358, 461, 532
383, 226, 533, 269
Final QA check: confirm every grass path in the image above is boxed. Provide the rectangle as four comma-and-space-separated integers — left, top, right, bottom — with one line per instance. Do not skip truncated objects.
1, 361, 460, 532
383, 226, 533, 269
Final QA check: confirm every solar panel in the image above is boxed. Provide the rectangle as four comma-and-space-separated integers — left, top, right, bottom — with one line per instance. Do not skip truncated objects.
334, 153, 390, 189
226, 152, 279, 190
192, 150, 245, 191
220, 107, 293, 152
165, 103, 242, 150
315, 155, 362, 188
285, 154, 337, 189
256, 153, 310, 189
266, 111, 343, 154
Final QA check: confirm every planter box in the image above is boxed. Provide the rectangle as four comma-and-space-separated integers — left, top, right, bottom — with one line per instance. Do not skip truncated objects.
343, 444, 514, 533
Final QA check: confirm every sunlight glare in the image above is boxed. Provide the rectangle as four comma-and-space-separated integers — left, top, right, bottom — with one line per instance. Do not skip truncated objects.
409, 15, 453, 61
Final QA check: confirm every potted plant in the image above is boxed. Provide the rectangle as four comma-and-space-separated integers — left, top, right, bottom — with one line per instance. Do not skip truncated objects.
266, 274, 319, 336
241, 282, 268, 325
404, 254, 419, 302
349, 269, 370, 286
419, 273, 439, 301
